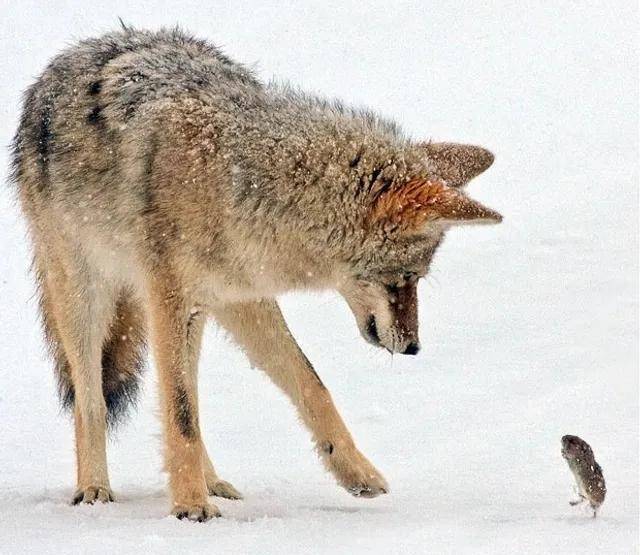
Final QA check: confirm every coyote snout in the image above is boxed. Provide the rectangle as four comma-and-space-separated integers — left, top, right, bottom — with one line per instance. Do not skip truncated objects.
340, 274, 421, 355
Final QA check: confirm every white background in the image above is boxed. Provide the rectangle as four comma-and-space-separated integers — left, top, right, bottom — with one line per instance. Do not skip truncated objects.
0, 1, 637, 553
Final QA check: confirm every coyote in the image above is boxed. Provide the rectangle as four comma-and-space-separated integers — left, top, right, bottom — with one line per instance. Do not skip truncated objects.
10, 27, 501, 521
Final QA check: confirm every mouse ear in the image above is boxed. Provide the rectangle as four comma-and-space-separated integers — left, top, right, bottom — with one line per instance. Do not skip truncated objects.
417, 142, 495, 187
369, 178, 502, 233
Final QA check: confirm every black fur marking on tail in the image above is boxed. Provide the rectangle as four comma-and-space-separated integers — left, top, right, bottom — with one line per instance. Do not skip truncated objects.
101, 335, 146, 429
53, 349, 145, 429
51, 333, 146, 430
56, 360, 76, 413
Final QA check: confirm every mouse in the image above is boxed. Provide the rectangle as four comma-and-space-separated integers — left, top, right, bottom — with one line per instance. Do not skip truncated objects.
561, 435, 606, 517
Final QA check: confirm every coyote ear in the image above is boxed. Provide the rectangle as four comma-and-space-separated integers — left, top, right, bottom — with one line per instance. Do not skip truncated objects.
420, 142, 495, 187
370, 179, 502, 232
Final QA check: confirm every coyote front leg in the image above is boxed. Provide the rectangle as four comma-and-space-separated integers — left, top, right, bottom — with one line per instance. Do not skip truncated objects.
212, 299, 388, 498
148, 282, 219, 521
202, 443, 243, 500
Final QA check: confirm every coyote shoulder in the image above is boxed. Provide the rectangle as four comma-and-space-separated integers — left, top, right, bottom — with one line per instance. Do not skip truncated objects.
11, 26, 501, 520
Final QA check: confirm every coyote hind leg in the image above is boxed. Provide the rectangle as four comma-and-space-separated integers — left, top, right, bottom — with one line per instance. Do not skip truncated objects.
40, 250, 116, 504
181, 307, 242, 500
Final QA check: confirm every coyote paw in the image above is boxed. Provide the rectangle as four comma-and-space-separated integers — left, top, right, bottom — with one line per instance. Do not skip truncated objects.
347, 481, 388, 498
207, 479, 243, 500
173, 502, 221, 522
72, 485, 114, 505
322, 444, 389, 498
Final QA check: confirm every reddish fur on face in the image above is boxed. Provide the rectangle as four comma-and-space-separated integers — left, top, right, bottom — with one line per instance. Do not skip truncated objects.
370, 178, 502, 231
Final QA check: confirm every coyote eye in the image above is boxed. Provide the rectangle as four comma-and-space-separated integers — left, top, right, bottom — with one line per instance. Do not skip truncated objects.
403, 271, 418, 283
384, 271, 417, 293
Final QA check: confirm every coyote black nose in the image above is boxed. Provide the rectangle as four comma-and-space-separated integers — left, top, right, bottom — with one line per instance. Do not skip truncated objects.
403, 342, 420, 355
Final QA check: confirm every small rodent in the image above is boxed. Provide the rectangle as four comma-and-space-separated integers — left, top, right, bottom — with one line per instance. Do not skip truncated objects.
561, 435, 606, 517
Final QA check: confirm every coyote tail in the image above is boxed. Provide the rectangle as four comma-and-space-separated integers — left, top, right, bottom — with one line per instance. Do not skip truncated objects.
36, 264, 146, 428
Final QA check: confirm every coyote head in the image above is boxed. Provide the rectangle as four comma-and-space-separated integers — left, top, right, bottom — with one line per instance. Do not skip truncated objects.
337, 142, 501, 355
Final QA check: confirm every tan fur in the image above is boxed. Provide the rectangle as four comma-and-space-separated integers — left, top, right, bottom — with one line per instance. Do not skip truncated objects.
10, 27, 502, 520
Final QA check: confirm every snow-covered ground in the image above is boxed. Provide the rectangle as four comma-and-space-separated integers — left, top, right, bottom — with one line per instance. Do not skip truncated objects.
0, 2, 637, 553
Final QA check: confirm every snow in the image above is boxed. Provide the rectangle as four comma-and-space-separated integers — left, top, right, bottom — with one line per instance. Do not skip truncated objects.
0, 1, 637, 553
